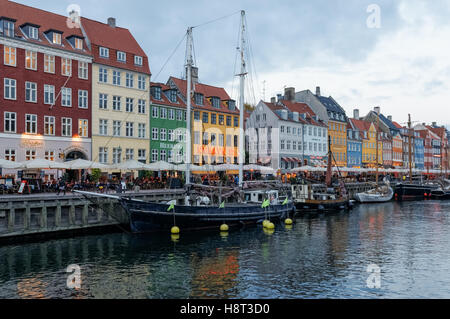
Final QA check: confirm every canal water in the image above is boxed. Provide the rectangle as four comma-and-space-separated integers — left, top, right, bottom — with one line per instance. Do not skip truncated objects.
0, 200, 449, 299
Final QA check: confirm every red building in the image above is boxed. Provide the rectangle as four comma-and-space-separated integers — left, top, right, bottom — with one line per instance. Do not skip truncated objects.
0, 0, 92, 167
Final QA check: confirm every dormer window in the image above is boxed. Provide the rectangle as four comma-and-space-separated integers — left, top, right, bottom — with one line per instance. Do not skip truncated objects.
228, 100, 236, 111
194, 93, 204, 105
134, 56, 143, 66
168, 90, 177, 103
1, 19, 15, 38
117, 51, 126, 62
53, 33, 62, 45
29, 26, 38, 40
151, 86, 162, 100
99, 47, 109, 58
75, 38, 83, 50
211, 97, 220, 109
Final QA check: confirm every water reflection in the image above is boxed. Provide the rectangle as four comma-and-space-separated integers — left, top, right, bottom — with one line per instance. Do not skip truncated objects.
0, 201, 450, 299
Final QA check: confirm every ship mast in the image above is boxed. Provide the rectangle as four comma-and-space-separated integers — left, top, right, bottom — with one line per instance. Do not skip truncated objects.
185, 27, 194, 185
408, 114, 413, 184
238, 10, 247, 188
375, 109, 380, 191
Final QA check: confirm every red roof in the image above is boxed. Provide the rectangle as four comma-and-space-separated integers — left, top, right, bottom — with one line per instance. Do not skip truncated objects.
392, 121, 403, 129
150, 82, 186, 108
168, 77, 239, 115
349, 118, 372, 133
81, 17, 150, 74
279, 100, 316, 117
427, 126, 446, 140
0, 0, 91, 55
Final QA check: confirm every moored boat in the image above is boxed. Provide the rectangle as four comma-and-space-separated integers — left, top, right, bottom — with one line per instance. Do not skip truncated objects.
355, 185, 394, 203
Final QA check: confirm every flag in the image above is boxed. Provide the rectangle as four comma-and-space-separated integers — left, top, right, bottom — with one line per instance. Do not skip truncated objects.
167, 203, 175, 212
219, 201, 225, 209
261, 198, 270, 208
282, 197, 289, 205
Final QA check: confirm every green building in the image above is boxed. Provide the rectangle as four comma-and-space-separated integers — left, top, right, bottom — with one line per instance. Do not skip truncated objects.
150, 83, 187, 164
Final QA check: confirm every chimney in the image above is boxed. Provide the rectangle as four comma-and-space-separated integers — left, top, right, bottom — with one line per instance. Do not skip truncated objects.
270, 97, 276, 103
277, 94, 282, 102
388, 115, 393, 122
316, 86, 321, 96
284, 87, 295, 102
432, 122, 437, 127
107, 17, 116, 28
374, 106, 381, 115
293, 112, 299, 122
353, 109, 360, 120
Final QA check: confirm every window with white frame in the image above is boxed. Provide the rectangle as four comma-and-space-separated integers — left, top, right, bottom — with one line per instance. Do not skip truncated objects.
152, 106, 159, 118
79, 119, 88, 137
4, 46, 16, 66
125, 122, 134, 137
25, 114, 37, 134
113, 70, 121, 85
4, 112, 16, 133
99, 67, 108, 83
74, 38, 83, 50
138, 123, 146, 139
126, 98, 134, 112
168, 129, 175, 142
160, 128, 167, 141
160, 150, 166, 162
99, 93, 108, 109
26, 150, 36, 161
168, 109, 175, 120
152, 128, 159, 140
125, 149, 134, 161
112, 148, 122, 164
168, 150, 174, 163
25, 82, 37, 103
134, 56, 143, 66
138, 149, 146, 162
126, 73, 134, 88
61, 88, 72, 107
99, 119, 108, 136
113, 96, 121, 111
78, 90, 88, 108
62, 118, 72, 137
138, 100, 146, 114
3, 21, 15, 38
44, 116, 55, 136
28, 26, 38, 39
25, 50, 37, 70
160, 108, 167, 119
78, 61, 88, 79
44, 55, 55, 73
99, 47, 109, 58
99, 147, 108, 164
138, 75, 146, 90
177, 110, 183, 121
5, 149, 16, 162
151, 150, 158, 162
4, 78, 16, 100
61, 58, 72, 76
45, 151, 55, 161
117, 51, 126, 62
113, 121, 121, 137
52, 32, 62, 45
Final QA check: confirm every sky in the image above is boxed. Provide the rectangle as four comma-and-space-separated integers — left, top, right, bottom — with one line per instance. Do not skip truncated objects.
15, 0, 450, 127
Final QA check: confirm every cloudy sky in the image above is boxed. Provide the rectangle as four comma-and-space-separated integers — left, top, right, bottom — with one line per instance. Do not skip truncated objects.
17, 0, 450, 126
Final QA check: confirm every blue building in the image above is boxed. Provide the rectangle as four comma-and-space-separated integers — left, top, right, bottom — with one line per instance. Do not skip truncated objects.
414, 132, 425, 169
347, 120, 362, 167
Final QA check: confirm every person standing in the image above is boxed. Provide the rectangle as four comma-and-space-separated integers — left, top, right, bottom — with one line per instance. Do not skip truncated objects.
57, 178, 66, 196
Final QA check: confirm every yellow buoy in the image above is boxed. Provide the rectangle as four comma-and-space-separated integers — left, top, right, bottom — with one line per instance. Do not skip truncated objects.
285, 225, 293, 230
220, 232, 229, 238
285, 218, 293, 225
220, 224, 229, 232
171, 234, 180, 242
263, 220, 270, 228
266, 222, 275, 230
264, 228, 275, 236
171, 226, 180, 234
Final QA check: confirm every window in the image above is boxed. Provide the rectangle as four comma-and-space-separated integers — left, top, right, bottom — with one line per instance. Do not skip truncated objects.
126, 73, 134, 88
113, 121, 121, 136
152, 128, 159, 140
194, 131, 200, 145
138, 123, 146, 138
126, 98, 134, 113
138, 149, 146, 162
44, 116, 55, 136
195, 93, 204, 105
78, 90, 88, 109
62, 118, 72, 137
79, 119, 88, 137
4, 112, 16, 133
99, 119, 108, 136
211, 97, 220, 108
25, 114, 37, 134
138, 100, 146, 114
160, 150, 166, 162
226, 116, 232, 126
234, 117, 239, 127
25, 82, 37, 103
158, 128, 166, 141
125, 122, 134, 137
78, 61, 88, 79
138, 75, 146, 90
126, 149, 134, 161
112, 96, 121, 111
135, 56, 143, 66
99, 147, 108, 164
152, 107, 159, 118
152, 86, 161, 99
202, 112, 209, 124
151, 150, 158, 162
281, 140, 285, 150
234, 135, 238, 147
168, 109, 175, 120
99, 47, 109, 58
168, 129, 175, 142
211, 134, 217, 146
113, 70, 121, 85
61, 88, 72, 107
4, 46, 16, 66
4, 78, 16, 100
25, 150, 36, 161
3, 21, 15, 37
203, 132, 209, 145
113, 148, 122, 164
99, 68, 108, 83
5, 149, 16, 162
61, 58, 72, 76
44, 55, 55, 73
52, 33, 62, 45
219, 115, 224, 125
25, 50, 37, 70
177, 110, 183, 121
194, 111, 200, 121
168, 90, 177, 103
117, 51, 126, 62
99, 94, 108, 109
211, 113, 217, 125
219, 134, 224, 147
44, 151, 55, 161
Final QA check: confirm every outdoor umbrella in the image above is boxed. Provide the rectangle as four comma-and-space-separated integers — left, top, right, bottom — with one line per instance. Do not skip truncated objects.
0, 159, 22, 169
110, 160, 147, 171
145, 161, 176, 171
20, 159, 69, 169
67, 159, 109, 170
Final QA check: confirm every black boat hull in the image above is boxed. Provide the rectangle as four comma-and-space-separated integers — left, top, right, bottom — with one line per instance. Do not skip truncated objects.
430, 190, 450, 200
294, 199, 351, 213
394, 183, 438, 201
120, 198, 296, 233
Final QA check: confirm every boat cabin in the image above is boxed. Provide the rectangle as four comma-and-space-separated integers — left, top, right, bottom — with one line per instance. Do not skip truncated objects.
244, 190, 285, 205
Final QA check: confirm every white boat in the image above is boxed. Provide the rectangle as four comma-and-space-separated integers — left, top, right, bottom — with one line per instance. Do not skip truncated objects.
355, 180, 394, 203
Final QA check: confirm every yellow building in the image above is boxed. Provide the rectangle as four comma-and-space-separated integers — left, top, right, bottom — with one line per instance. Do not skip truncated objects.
169, 77, 240, 165
353, 120, 383, 167
81, 18, 151, 166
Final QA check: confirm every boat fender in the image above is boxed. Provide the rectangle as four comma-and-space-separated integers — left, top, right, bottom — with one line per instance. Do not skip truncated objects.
171, 226, 180, 234
285, 218, 293, 225
220, 224, 229, 232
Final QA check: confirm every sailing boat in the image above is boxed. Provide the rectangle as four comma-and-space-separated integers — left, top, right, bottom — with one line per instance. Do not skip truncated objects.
355, 109, 393, 203
76, 11, 295, 233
